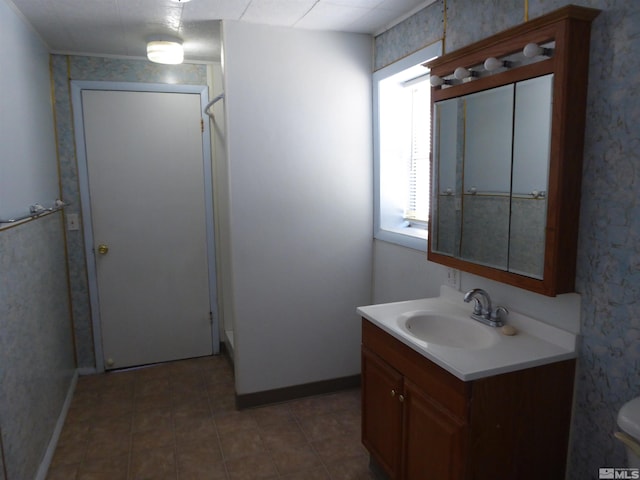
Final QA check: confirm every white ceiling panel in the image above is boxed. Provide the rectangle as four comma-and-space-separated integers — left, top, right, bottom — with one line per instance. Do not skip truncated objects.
241, 0, 316, 26
346, 6, 399, 34
181, 0, 252, 21
8, 0, 433, 62
295, 2, 369, 31
326, 0, 385, 8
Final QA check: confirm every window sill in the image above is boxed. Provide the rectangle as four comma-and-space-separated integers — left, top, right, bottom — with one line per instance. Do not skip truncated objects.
374, 226, 427, 252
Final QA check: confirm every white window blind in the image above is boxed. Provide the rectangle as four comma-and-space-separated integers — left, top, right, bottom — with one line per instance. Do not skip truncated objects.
373, 41, 440, 252
405, 78, 430, 225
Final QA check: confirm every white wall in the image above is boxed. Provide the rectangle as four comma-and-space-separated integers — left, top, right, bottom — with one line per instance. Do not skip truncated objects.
207, 60, 236, 353
372, 240, 447, 303
221, 21, 373, 394
0, 0, 58, 219
0, 1, 76, 478
373, 242, 581, 334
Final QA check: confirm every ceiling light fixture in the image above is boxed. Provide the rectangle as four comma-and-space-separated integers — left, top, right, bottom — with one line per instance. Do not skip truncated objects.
147, 37, 184, 64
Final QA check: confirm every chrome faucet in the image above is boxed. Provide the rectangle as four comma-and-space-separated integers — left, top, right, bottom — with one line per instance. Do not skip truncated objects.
463, 288, 508, 327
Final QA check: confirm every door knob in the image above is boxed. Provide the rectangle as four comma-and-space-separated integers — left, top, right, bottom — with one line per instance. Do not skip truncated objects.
97, 244, 109, 255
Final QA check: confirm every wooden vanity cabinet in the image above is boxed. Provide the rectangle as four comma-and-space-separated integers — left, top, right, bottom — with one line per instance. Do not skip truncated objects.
361, 319, 576, 480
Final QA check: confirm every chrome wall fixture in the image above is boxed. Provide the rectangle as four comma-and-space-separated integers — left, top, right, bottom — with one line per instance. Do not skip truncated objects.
0, 199, 68, 224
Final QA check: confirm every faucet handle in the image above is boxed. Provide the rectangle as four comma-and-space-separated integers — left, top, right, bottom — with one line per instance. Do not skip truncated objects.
492, 306, 509, 321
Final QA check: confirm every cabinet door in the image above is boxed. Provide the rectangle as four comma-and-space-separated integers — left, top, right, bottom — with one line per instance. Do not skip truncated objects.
403, 379, 467, 480
362, 347, 404, 478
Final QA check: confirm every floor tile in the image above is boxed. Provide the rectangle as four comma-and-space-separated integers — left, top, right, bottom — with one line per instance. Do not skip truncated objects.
220, 429, 267, 460
50, 438, 87, 467
130, 445, 176, 480
46, 462, 79, 480
326, 455, 376, 480
47, 356, 369, 480
174, 416, 218, 445
178, 460, 229, 480
131, 425, 174, 452
176, 440, 225, 479
134, 390, 173, 411
279, 468, 331, 480
312, 434, 368, 464
58, 420, 92, 446
214, 410, 260, 435
258, 422, 307, 451
269, 443, 323, 475
225, 453, 279, 480
132, 406, 173, 432
85, 430, 131, 461
298, 412, 349, 442
76, 454, 128, 480
250, 403, 295, 429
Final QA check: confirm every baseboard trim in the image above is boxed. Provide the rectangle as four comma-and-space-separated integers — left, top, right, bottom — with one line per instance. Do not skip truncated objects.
236, 374, 361, 410
35, 369, 78, 480
77, 367, 98, 376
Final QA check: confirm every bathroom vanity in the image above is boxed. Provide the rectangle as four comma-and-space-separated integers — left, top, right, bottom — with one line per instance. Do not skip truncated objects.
360, 5, 599, 478
358, 289, 578, 480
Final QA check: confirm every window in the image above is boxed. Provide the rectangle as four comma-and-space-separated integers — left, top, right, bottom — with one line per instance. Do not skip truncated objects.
373, 43, 441, 251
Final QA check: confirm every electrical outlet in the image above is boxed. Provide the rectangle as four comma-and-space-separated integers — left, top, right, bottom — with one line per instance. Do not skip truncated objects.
446, 268, 460, 290
67, 213, 80, 231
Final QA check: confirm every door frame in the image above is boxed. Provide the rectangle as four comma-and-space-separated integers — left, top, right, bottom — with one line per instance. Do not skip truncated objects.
71, 81, 220, 372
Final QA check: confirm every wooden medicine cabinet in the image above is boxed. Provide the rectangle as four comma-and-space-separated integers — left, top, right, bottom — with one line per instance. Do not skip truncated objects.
426, 5, 600, 296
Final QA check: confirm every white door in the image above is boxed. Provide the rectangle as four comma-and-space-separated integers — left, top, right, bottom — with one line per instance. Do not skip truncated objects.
80, 89, 214, 370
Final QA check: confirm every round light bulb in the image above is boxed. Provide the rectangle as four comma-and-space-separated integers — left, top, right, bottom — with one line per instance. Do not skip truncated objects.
523, 43, 543, 58
484, 57, 503, 71
454, 67, 472, 79
430, 75, 444, 87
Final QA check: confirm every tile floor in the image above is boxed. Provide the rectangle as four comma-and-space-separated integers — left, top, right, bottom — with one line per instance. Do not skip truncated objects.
46, 355, 375, 480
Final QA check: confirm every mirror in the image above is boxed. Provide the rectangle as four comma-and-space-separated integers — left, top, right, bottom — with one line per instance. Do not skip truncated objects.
432, 75, 553, 279
426, 5, 600, 296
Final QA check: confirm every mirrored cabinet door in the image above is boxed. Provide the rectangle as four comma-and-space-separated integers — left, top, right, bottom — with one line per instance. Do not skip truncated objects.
509, 74, 553, 279
460, 85, 514, 270
432, 98, 461, 257
431, 78, 550, 278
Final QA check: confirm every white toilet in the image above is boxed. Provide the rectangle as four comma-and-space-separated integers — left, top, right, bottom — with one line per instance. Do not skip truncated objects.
616, 397, 640, 467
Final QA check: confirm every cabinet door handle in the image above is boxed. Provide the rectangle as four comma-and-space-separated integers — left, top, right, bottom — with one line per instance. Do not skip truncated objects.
398, 394, 405, 403
391, 389, 396, 397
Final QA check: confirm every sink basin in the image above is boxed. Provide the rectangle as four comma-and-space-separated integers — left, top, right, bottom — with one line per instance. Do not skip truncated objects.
398, 311, 498, 349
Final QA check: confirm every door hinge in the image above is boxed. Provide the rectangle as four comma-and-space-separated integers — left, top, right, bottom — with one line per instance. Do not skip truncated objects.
201, 119, 204, 133
209, 311, 213, 325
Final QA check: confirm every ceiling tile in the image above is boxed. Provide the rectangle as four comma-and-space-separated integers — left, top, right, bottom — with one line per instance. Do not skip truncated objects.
346, 6, 398, 34
242, 0, 316, 26
181, 0, 251, 21
322, 0, 384, 8
295, 2, 369, 31
9, 0, 429, 61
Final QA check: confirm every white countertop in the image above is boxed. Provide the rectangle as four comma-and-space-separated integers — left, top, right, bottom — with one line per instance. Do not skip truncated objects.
357, 286, 578, 381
